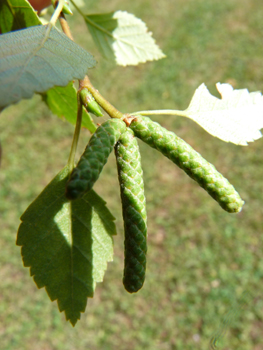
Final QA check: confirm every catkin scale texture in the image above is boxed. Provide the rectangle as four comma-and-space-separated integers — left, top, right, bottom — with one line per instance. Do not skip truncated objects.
66, 119, 126, 200
115, 128, 147, 293
129, 116, 244, 213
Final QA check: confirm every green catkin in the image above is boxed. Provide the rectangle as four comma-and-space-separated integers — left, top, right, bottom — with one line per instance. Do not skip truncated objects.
115, 128, 147, 293
66, 119, 127, 200
129, 116, 244, 213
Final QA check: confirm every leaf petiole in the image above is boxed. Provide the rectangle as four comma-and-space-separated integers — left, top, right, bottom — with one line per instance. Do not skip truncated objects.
132, 109, 188, 117
67, 92, 83, 171
50, 0, 66, 26
69, 0, 85, 17
69, 0, 113, 38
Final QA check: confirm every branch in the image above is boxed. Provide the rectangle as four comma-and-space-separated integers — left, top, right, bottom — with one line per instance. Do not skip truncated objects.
79, 76, 124, 119
58, 11, 124, 120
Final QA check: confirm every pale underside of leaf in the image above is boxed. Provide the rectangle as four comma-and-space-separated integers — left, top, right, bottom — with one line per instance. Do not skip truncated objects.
85, 11, 165, 66
0, 24, 96, 109
16, 166, 116, 326
185, 83, 263, 145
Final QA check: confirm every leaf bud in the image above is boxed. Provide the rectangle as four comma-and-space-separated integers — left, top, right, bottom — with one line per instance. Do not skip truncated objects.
62, 1, 73, 15
51, 0, 73, 15
79, 89, 103, 117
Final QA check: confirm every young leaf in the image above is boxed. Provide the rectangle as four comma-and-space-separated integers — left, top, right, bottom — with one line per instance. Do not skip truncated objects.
184, 83, 263, 145
0, 0, 41, 33
16, 166, 116, 326
85, 11, 165, 66
0, 24, 96, 110
42, 82, 97, 132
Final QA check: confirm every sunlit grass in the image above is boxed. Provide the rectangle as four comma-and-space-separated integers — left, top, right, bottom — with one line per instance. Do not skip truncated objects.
1, 0, 263, 349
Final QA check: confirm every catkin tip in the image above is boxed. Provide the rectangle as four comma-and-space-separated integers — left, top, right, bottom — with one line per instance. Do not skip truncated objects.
65, 185, 82, 201
123, 278, 144, 293
224, 199, 245, 213
236, 200, 245, 213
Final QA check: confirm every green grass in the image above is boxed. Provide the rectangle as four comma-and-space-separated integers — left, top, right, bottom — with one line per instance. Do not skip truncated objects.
1, 0, 263, 349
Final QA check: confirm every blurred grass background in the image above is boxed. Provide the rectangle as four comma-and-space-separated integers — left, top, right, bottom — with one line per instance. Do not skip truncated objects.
1, 0, 263, 349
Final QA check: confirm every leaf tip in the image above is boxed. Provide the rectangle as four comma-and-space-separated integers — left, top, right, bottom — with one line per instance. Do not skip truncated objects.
68, 316, 80, 327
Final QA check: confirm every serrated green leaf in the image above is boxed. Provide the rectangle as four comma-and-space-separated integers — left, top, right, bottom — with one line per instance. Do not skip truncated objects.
42, 82, 97, 132
85, 11, 165, 66
16, 166, 116, 326
0, 24, 96, 110
0, 0, 41, 33
184, 83, 263, 145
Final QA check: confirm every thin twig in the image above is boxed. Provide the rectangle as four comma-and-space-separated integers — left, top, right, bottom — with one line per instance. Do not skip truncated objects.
59, 12, 74, 40
79, 76, 124, 119
67, 93, 83, 169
